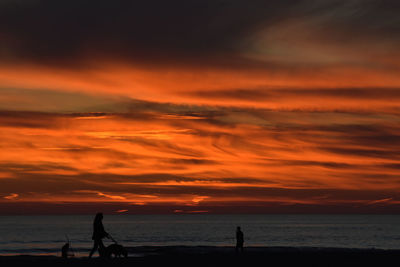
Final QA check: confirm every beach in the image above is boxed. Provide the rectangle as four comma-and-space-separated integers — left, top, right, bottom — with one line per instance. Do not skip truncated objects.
1, 246, 399, 267
2, 215, 400, 266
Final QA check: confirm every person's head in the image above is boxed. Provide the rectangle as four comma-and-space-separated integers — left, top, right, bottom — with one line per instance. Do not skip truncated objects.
237, 226, 241, 231
94, 212, 103, 222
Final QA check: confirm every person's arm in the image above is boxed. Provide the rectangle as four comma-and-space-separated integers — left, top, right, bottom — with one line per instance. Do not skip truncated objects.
100, 223, 109, 238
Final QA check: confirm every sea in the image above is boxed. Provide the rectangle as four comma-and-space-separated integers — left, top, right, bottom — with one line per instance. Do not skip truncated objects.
1, 214, 400, 256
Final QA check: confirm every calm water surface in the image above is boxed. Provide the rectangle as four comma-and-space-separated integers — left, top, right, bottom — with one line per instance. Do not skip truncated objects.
1, 214, 400, 255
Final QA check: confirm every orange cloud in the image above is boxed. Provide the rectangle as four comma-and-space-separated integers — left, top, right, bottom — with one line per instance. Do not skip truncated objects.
191, 196, 209, 204
0, 106, 399, 211
115, 209, 128, 213
3, 193, 18, 200
1, 61, 400, 112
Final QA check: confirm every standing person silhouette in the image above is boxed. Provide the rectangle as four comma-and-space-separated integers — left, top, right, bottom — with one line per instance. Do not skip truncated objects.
236, 226, 244, 253
89, 212, 109, 258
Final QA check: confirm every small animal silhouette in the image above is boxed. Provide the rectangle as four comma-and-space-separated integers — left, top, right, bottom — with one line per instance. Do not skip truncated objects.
104, 243, 128, 258
61, 242, 69, 258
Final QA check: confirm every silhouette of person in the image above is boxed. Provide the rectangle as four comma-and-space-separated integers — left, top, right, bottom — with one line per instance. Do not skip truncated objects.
236, 226, 244, 253
89, 212, 109, 258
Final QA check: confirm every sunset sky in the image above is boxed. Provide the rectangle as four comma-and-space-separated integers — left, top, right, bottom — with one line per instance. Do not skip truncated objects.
1, 0, 400, 214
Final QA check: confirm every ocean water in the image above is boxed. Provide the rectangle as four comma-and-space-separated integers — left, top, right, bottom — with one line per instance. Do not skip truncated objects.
1, 214, 400, 256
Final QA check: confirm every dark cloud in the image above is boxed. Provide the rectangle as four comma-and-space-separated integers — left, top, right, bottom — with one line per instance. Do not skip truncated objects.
2, 201, 400, 214
346, 134, 400, 149
266, 159, 400, 171
2, 169, 400, 203
121, 137, 206, 157
0, 88, 127, 113
320, 147, 400, 160
0, 170, 266, 195
382, 163, 400, 169
0, 0, 399, 66
0, 110, 119, 128
0, 162, 77, 173
0, 110, 61, 128
189, 88, 400, 101
303, 0, 400, 37
162, 158, 218, 165
0, 0, 294, 65
264, 123, 400, 150
265, 159, 354, 169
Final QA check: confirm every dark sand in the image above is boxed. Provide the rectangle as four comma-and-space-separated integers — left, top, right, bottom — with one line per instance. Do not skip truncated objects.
1, 246, 399, 267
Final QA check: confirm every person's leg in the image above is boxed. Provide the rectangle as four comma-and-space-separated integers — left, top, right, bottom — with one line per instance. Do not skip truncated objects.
98, 239, 106, 257
89, 240, 99, 258
99, 239, 105, 249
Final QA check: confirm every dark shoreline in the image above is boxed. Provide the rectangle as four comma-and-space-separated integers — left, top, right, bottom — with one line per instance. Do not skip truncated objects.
1, 246, 400, 266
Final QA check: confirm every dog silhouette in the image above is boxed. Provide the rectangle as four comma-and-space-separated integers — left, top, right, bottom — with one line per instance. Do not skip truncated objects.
102, 243, 128, 258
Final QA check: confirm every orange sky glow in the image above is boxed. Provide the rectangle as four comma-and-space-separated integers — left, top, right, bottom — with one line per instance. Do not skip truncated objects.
1, 0, 400, 214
